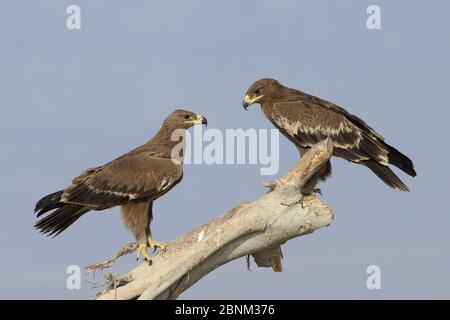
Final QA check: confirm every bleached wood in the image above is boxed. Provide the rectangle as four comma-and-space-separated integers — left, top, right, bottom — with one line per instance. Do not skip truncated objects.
95, 139, 334, 300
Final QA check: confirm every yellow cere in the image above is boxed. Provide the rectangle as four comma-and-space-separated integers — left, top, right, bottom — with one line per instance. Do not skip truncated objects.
244, 94, 264, 105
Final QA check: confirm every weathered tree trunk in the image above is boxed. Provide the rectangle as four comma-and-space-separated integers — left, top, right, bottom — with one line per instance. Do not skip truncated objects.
95, 139, 334, 300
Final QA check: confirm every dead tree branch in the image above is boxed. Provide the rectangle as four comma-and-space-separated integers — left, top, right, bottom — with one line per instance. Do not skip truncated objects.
95, 139, 335, 300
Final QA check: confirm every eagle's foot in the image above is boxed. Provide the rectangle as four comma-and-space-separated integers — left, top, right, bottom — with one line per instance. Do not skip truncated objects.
147, 237, 167, 253
137, 243, 152, 265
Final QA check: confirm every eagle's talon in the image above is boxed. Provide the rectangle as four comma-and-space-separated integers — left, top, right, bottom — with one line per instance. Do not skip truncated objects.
147, 236, 167, 253
137, 243, 152, 264
314, 188, 322, 197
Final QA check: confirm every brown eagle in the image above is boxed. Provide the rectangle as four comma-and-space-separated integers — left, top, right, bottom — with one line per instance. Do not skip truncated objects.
34, 109, 207, 262
243, 78, 416, 193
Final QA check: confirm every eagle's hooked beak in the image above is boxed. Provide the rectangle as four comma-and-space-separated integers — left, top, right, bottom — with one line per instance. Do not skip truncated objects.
185, 114, 207, 126
200, 115, 208, 126
243, 94, 263, 110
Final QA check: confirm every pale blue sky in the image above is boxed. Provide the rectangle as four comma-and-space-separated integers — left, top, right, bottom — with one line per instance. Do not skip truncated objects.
0, 0, 449, 299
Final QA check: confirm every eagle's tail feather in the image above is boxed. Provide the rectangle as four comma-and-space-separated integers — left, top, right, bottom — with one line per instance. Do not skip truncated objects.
34, 190, 64, 217
34, 204, 90, 237
385, 144, 417, 177
362, 160, 410, 192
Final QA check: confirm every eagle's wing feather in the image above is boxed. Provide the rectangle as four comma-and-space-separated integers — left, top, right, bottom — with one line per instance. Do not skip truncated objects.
267, 100, 411, 190
269, 101, 389, 165
62, 153, 183, 208
301, 92, 385, 141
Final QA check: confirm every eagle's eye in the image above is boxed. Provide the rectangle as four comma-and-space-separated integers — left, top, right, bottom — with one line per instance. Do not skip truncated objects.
184, 115, 191, 120
254, 88, 262, 96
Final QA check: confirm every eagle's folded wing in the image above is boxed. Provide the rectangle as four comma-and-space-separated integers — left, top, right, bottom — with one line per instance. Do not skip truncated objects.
62, 153, 183, 208
301, 93, 385, 141
270, 101, 389, 166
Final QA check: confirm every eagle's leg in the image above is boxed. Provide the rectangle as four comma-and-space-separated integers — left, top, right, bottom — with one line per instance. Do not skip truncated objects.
146, 202, 166, 253
121, 201, 158, 263
137, 227, 153, 263
301, 160, 332, 195
297, 147, 331, 196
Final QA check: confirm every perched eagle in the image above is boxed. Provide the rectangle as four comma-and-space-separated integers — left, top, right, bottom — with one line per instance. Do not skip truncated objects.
34, 109, 207, 262
243, 78, 416, 193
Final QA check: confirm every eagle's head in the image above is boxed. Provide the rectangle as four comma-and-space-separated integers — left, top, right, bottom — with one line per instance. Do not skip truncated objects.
242, 78, 283, 110
164, 109, 207, 129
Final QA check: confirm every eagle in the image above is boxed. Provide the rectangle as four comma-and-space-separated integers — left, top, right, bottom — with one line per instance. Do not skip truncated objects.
243, 78, 416, 193
34, 109, 207, 262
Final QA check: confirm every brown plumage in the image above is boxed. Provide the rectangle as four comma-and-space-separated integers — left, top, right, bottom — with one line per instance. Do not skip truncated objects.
243, 78, 416, 193
34, 109, 207, 261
